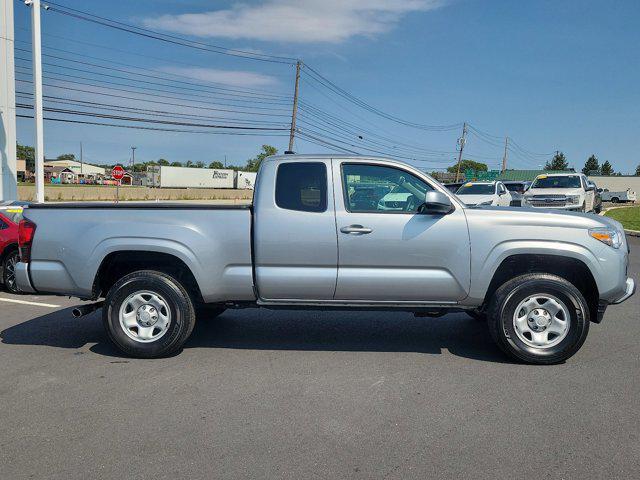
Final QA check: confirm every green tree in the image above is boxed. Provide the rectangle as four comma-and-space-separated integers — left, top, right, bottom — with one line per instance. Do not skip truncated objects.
209, 161, 224, 169
158, 159, 170, 166
56, 153, 76, 161
185, 160, 194, 168
582, 154, 599, 175
544, 152, 569, 170
195, 161, 205, 168
170, 161, 183, 167
446, 159, 488, 174
246, 145, 278, 172
17, 143, 35, 172
635, 164, 640, 176
600, 160, 614, 175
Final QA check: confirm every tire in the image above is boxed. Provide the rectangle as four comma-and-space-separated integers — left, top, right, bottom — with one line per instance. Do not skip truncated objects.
580, 202, 586, 212
611, 197, 619, 203
102, 270, 196, 358
487, 273, 590, 365
466, 309, 487, 322
2, 249, 21, 294
595, 204, 602, 214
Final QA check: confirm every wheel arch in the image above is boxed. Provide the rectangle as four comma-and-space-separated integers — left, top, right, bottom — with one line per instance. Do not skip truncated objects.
482, 254, 599, 323
92, 250, 204, 304
0, 243, 19, 265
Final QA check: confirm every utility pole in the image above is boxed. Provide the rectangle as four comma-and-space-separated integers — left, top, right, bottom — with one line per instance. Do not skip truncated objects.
0, 0, 18, 201
501, 136, 509, 173
31, 0, 45, 203
80, 141, 83, 174
454, 122, 467, 182
131, 146, 136, 172
287, 60, 301, 153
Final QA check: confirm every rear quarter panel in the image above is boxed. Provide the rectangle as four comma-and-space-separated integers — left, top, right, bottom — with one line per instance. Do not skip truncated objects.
23, 207, 255, 302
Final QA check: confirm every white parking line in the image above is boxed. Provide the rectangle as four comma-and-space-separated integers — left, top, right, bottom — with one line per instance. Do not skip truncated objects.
0, 298, 61, 308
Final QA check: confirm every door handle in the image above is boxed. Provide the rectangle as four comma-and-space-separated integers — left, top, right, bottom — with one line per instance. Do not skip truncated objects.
340, 225, 373, 235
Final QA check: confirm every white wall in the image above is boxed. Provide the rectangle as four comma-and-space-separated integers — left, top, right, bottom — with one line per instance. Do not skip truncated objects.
588, 176, 640, 192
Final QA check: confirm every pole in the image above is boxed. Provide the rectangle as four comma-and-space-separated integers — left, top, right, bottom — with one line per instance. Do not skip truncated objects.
131, 146, 136, 172
224, 154, 227, 168
287, 60, 301, 153
501, 136, 509, 173
454, 122, 467, 182
0, 0, 18, 201
31, 0, 45, 203
80, 141, 83, 174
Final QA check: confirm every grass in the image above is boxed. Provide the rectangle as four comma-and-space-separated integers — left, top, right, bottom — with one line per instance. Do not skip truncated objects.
604, 206, 640, 231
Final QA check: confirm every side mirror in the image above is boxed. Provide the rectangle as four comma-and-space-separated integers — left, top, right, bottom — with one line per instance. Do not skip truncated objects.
586, 185, 595, 192
417, 191, 454, 215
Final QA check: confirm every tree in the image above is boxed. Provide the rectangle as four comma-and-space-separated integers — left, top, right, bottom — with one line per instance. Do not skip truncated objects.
185, 160, 194, 168
446, 159, 488, 174
195, 161, 205, 168
600, 160, 614, 176
582, 155, 599, 175
56, 153, 76, 161
170, 161, 183, 167
544, 152, 569, 170
17, 143, 35, 172
635, 164, 640, 176
158, 159, 170, 166
246, 145, 278, 172
209, 161, 224, 169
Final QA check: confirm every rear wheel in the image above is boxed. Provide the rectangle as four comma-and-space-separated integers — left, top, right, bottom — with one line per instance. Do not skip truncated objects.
103, 270, 196, 358
611, 197, 619, 203
487, 273, 590, 364
2, 250, 21, 294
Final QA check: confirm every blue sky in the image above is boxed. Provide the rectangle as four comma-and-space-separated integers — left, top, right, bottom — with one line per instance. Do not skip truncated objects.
13, 0, 640, 173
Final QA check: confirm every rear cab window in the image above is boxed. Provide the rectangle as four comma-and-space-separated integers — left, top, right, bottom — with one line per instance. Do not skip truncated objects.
275, 162, 327, 212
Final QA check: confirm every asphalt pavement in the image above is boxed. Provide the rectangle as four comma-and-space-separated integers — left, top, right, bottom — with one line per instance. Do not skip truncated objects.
1, 241, 639, 479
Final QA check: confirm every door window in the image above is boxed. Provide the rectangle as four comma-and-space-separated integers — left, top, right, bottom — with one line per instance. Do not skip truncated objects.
275, 162, 327, 213
342, 163, 433, 213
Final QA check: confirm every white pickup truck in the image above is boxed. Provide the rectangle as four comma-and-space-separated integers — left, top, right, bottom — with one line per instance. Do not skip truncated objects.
522, 173, 596, 212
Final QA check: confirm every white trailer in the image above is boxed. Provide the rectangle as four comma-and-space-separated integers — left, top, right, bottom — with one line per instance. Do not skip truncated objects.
236, 171, 257, 189
146, 166, 235, 189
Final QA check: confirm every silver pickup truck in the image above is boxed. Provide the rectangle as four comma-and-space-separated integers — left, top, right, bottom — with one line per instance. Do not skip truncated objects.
15, 155, 634, 363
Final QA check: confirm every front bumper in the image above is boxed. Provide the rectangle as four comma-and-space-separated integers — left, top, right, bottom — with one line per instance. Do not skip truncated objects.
522, 203, 583, 211
611, 277, 635, 304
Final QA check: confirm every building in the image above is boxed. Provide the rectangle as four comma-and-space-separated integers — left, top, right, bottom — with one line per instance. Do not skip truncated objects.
43, 159, 106, 176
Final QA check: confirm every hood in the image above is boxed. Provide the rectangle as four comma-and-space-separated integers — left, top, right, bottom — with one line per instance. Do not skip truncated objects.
525, 187, 583, 197
457, 194, 496, 205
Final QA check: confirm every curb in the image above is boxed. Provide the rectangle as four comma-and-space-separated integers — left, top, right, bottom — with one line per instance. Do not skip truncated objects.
624, 229, 640, 237
599, 205, 640, 236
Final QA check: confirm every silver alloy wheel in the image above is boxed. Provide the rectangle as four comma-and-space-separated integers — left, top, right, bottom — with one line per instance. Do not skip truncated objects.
4, 253, 18, 292
118, 290, 171, 343
512, 294, 570, 349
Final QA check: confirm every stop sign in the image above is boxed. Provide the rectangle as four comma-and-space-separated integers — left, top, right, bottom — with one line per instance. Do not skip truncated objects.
112, 165, 125, 180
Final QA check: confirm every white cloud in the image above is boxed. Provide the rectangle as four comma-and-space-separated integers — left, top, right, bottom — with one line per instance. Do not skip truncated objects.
143, 0, 447, 44
159, 67, 278, 88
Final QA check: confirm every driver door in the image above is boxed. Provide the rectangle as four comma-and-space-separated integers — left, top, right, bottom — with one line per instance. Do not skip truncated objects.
332, 160, 470, 303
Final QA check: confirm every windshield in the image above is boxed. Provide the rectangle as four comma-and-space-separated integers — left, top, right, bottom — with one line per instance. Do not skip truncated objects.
0, 207, 23, 223
505, 183, 526, 193
456, 183, 495, 195
531, 176, 581, 189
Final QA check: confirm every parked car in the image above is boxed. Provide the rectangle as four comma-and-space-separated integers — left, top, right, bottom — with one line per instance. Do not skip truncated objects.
455, 181, 512, 206
599, 188, 637, 204
589, 182, 602, 213
0, 206, 24, 294
15, 155, 634, 364
503, 181, 531, 207
522, 173, 596, 212
443, 182, 464, 194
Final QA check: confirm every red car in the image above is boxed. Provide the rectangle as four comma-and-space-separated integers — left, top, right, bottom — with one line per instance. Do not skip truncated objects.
0, 207, 23, 294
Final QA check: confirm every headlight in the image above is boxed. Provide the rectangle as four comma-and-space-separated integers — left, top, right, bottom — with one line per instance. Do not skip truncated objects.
478, 200, 494, 206
567, 195, 580, 204
589, 227, 622, 248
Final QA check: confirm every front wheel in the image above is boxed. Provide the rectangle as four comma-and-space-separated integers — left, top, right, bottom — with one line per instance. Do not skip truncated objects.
103, 270, 196, 358
487, 273, 590, 364
2, 250, 21, 294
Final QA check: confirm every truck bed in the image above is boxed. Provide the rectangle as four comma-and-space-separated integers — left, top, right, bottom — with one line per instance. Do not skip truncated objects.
22, 204, 255, 302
